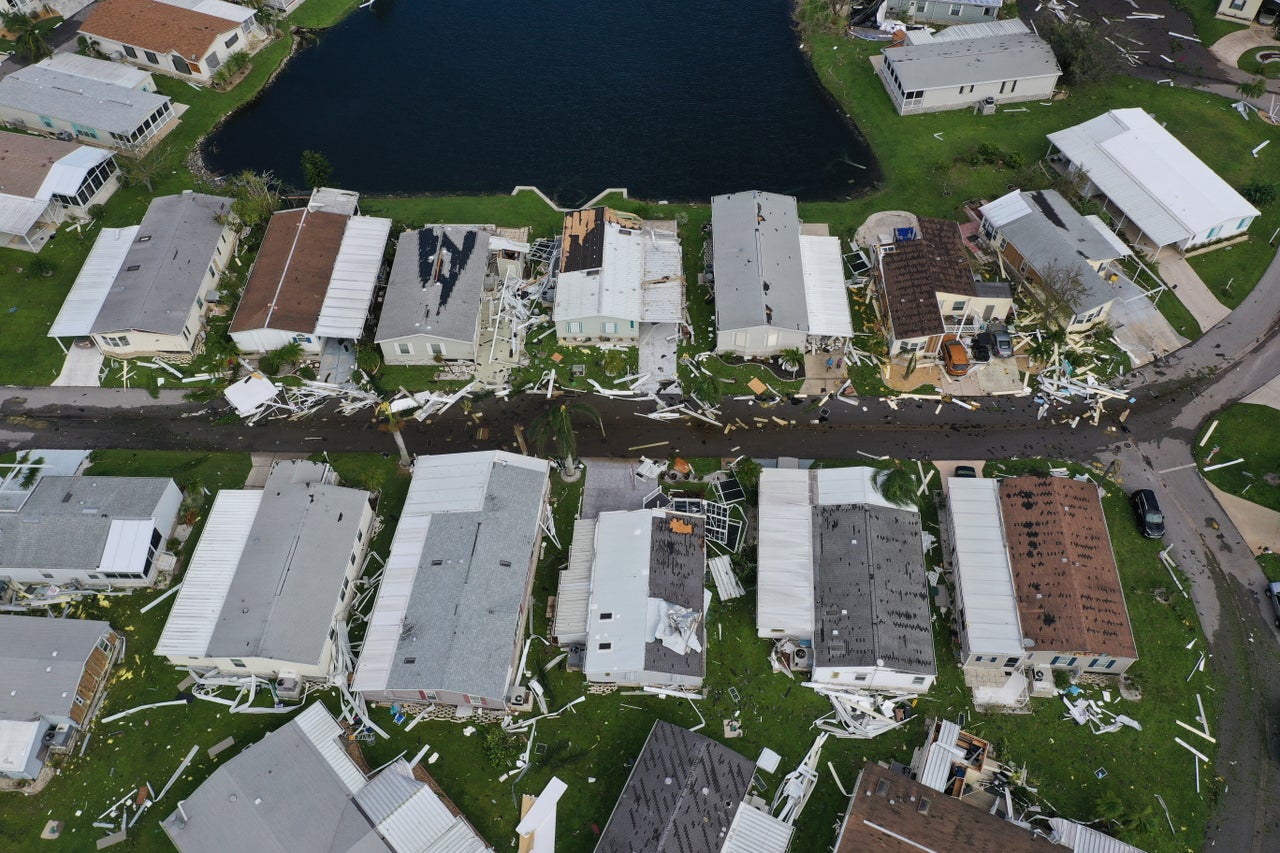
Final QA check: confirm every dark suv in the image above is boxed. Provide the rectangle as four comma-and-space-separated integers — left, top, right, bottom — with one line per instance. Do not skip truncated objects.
1265, 582, 1280, 628
1131, 489, 1165, 539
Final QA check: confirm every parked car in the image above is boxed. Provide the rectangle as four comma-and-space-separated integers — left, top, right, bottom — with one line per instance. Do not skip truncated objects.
954, 465, 978, 478
1130, 489, 1166, 539
972, 333, 994, 363
991, 329, 1014, 358
1265, 581, 1280, 628
941, 338, 970, 376
1261, 0, 1280, 27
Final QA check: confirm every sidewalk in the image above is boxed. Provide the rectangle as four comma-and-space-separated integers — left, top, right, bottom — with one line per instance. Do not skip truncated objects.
1155, 255, 1231, 333
0, 387, 195, 411
1209, 25, 1280, 69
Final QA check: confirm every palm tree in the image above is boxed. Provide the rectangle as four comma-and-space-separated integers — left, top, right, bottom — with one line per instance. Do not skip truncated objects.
7, 15, 52, 63
529, 402, 602, 472
778, 347, 806, 378
1237, 77, 1267, 100
377, 406, 412, 469
873, 464, 918, 508
685, 372, 724, 410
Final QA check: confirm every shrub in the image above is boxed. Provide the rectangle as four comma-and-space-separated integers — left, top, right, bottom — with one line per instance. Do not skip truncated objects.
1240, 180, 1277, 206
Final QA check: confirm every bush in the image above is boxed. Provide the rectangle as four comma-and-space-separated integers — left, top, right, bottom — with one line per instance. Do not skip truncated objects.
1042, 20, 1119, 88
1240, 180, 1278, 206
481, 727, 522, 768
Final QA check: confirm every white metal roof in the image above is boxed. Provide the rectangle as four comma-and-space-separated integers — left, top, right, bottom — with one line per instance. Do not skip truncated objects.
223, 373, 279, 417
555, 220, 683, 324
99, 519, 155, 574
40, 53, 152, 90
756, 469, 815, 637
0, 193, 49, 240
639, 278, 684, 324
583, 510, 656, 678
1047, 108, 1260, 246
38, 146, 113, 200
1083, 215, 1131, 259
313, 215, 392, 339
552, 517, 595, 642
161, 0, 257, 24
815, 466, 914, 511
48, 226, 139, 338
918, 719, 964, 792
721, 803, 794, 853
1049, 817, 1146, 853
375, 772, 490, 852
946, 477, 1025, 657
798, 235, 853, 338
0, 720, 40, 774
293, 702, 368, 795
307, 186, 360, 216
978, 189, 1032, 229
155, 490, 262, 659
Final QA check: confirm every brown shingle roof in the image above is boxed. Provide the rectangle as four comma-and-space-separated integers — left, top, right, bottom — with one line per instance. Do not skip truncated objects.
998, 477, 1138, 660
230, 209, 347, 335
879, 217, 975, 340
81, 0, 238, 61
837, 762, 1059, 852
0, 133, 81, 198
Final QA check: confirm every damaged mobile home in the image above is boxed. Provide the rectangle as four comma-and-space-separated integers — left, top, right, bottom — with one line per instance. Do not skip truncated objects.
154, 460, 374, 681
353, 451, 550, 712
757, 466, 936, 692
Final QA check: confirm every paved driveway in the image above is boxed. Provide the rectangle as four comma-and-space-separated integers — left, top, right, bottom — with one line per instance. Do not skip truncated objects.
50, 344, 102, 387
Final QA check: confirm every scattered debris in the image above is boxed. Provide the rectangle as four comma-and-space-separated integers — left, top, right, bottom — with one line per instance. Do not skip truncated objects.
771, 733, 826, 824
806, 684, 917, 739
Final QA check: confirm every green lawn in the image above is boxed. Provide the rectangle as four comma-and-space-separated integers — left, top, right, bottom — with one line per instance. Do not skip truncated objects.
1238, 45, 1280, 77
83, 450, 251, 494
1195, 403, 1280, 512
1181, 0, 1249, 47
362, 192, 565, 238
288, 0, 364, 29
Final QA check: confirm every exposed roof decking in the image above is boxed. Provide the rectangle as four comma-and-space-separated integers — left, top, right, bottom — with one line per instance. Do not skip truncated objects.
376, 226, 491, 345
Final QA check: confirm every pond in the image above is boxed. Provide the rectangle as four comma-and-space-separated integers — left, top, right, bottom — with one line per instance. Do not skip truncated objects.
203, 0, 878, 206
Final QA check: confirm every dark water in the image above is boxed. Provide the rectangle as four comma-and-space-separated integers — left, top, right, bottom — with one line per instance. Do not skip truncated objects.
205, 0, 878, 206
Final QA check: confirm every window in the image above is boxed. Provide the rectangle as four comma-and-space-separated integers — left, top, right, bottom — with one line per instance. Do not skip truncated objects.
733, 332, 748, 348
101, 334, 130, 348
765, 332, 779, 347
1239, 217, 1253, 230
875, 779, 890, 796
1004, 657, 1020, 668
853, 673, 868, 682
600, 612, 613, 621
598, 642, 612, 651
225, 32, 239, 49
1230, 0, 1247, 8
42, 572, 54, 579
403, 656, 416, 664
123, 45, 137, 59
950, 300, 966, 312
1105, 659, 1117, 669
97, 637, 113, 654
39, 115, 54, 129
602, 322, 618, 334
230, 659, 246, 668
567, 321, 583, 335
196, 295, 204, 310
429, 343, 445, 356
71, 123, 98, 140
395, 341, 412, 355
206, 52, 221, 71
911, 676, 927, 685
350, 552, 357, 565
999, 81, 1008, 94
356, 529, 363, 542
328, 626, 336, 640
918, 797, 931, 814
144, 50, 159, 65
983, 5, 995, 15
898, 340, 923, 353
171, 55, 192, 75
293, 334, 312, 344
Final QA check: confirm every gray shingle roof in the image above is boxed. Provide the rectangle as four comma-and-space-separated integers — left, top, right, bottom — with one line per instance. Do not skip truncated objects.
884, 33, 1060, 91
644, 513, 707, 679
0, 65, 171, 135
0, 615, 114, 721
711, 191, 808, 333
91, 193, 230, 337
161, 713, 388, 853
812, 504, 936, 675
386, 459, 547, 701
0, 475, 173, 570
375, 226, 490, 345
205, 461, 371, 666
596, 720, 754, 853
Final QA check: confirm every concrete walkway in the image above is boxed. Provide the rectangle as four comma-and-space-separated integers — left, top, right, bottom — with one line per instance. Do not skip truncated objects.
1206, 482, 1280, 553
1155, 254, 1232, 333
636, 323, 678, 394
1242, 371, 1280, 410
50, 345, 103, 387
1209, 25, 1280, 69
